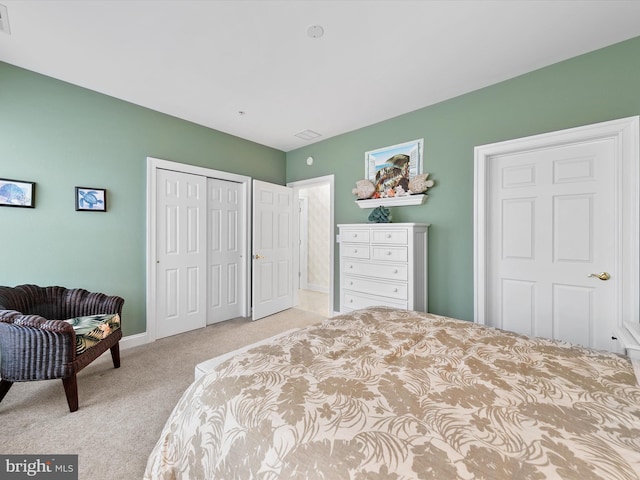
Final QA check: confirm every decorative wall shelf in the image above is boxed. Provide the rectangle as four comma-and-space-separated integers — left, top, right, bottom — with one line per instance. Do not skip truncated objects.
355, 194, 427, 209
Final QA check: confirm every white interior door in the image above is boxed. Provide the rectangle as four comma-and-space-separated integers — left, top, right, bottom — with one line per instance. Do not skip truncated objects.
156, 168, 207, 338
252, 180, 294, 320
475, 117, 640, 355
487, 139, 617, 351
207, 178, 244, 324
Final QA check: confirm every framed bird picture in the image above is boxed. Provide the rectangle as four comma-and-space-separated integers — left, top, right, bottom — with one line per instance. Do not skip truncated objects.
365, 139, 423, 194
75, 186, 107, 212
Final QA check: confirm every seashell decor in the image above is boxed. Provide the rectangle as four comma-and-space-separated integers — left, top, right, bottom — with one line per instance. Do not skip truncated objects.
352, 173, 435, 200
408, 173, 435, 194
351, 179, 376, 199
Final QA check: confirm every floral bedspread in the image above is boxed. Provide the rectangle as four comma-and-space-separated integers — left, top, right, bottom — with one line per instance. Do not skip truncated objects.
144, 307, 640, 479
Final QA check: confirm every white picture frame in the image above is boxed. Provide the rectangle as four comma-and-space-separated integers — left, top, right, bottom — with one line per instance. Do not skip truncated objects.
365, 139, 423, 193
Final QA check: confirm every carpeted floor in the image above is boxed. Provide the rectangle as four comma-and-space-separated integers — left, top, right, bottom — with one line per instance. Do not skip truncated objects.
0, 308, 326, 480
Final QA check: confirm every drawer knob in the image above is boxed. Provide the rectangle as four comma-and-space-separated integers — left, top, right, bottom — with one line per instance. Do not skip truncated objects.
393, 269, 398, 274
386, 234, 392, 238
350, 281, 353, 285
393, 288, 398, 292
354, 249, 358, 253
349, 299, 353, 303
348, 265, 353, 269
386, 251, 392, 255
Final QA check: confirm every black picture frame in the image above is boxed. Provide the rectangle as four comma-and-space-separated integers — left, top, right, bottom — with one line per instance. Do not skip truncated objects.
0, 178, 35, 208
75, 187, 107, 212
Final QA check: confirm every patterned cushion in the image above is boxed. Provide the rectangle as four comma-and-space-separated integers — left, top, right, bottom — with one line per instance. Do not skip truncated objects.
64, 313, 121, 355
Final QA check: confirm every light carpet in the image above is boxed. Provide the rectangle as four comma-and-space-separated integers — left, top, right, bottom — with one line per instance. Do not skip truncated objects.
0, 308, 326, 480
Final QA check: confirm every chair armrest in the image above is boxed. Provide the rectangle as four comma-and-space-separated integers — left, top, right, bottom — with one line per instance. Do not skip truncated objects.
0, 310, 74, 334
0, 309, 21, 322
0, 319, 76, 381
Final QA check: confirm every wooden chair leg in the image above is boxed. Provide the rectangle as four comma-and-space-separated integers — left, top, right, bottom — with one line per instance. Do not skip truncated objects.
62, 376, 79, 412
0, 379, 13, 403
110, 343, 121, 369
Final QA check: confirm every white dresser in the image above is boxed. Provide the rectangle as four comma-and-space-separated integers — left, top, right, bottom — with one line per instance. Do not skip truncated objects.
338, 223, 429, 313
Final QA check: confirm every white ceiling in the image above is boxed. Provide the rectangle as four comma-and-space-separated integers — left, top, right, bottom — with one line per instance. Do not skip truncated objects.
1, 1, 640, 152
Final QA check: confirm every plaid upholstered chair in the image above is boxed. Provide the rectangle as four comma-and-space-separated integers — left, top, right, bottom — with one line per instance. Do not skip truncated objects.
0, 284, 124, 412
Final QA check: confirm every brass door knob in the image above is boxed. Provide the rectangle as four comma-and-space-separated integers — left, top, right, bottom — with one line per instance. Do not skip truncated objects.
254, 254, 264, 260
587, 272, 610, 281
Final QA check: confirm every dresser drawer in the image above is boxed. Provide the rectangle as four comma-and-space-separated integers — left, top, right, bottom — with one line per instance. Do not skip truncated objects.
342, 291, 408, 311
341, 244, 370, 259
343, 276, 407, 300
371, 246, 408, 262
371, 229, 408, 245
340, 229, 370, 243
342, 260, 408, 281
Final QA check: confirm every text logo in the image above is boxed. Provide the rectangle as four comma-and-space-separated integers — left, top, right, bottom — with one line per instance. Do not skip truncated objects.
0, 455, 78, 479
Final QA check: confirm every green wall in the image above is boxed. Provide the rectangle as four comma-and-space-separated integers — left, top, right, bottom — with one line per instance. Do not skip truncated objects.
0, 62, 286, 335
3, 34, 639, 335
286, 35, 640, 320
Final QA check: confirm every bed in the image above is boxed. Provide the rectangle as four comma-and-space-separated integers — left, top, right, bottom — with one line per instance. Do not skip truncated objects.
144, 307, 640, 479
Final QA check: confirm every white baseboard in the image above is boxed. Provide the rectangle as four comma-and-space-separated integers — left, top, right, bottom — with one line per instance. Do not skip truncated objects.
306, 284, 329, 294
120, 332, 149, 350
120, 306, 341, 349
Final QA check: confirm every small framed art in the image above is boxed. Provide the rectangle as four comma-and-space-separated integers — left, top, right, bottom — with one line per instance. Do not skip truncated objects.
75, 187, 107, 212
0, 178, 35, 208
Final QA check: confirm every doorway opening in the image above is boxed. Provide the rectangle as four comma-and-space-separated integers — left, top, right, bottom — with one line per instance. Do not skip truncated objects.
288, 175, 335, 318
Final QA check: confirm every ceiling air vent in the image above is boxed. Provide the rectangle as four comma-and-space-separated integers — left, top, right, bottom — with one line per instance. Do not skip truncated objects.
294, 129, 322, 141
0, 4, 10, 35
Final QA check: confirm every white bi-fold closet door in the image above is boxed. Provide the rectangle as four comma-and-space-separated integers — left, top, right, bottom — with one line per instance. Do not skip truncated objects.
207, 177, 245, 324
155, 168, 245, 339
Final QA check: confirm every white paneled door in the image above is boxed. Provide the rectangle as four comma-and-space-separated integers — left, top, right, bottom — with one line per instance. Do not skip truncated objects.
252, 180, 294, 320
476, 118, 640, 356
485, 138, 617, 351
207, 178, 244, 324
156, 169, 207, 338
